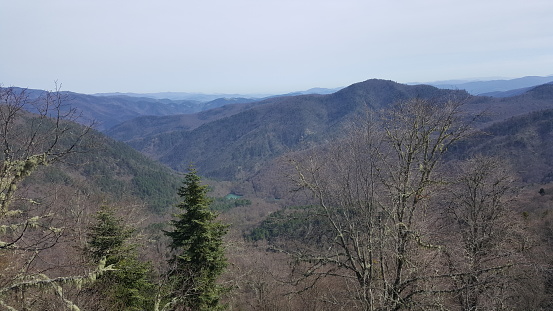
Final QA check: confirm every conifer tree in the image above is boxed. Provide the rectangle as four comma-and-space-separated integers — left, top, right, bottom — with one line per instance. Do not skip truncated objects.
164, 167, 228, 311
85, 205, 155, 311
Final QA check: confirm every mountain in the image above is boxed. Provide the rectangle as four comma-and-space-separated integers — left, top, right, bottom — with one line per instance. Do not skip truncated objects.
478, 82, 553, 97
11, 88, 267, 132
68, 94, 203, 131
94, 91, 269, 101
432, 83, 553, 184
461, 83, 553, 128
66, 131, 181, 211
106, 100, 264, 142
450, 109, 553, 184
243, 83, 553, 202
201, 97, 259, 110
282, 87, 343, 96
429, 75, 553, 95
64, 91, 336, 131
11, 88, 202, 131
109, 79, 469, 180
0, 98, 181, 212
15, 79, 553, 185
94, 87, 342, 101
44, 126, 181, 212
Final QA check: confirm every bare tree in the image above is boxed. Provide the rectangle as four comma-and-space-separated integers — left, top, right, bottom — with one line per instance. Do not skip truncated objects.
0, 85, 107, 310
0, 85, 91, 214
287, 98, 473, 310
437, 156, 542, 310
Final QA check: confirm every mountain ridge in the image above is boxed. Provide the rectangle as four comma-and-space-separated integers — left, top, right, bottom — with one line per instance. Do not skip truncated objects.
11, 78, 553, 183
113, 79, 471, 180
429, 75, 553, 95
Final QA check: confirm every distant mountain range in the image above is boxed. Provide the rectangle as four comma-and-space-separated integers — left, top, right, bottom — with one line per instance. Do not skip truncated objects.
10, 75, 553, 185
427, 75, 553, 95
11, 87, 340, 131
13, 75, 551, 132
95, 76, 553, 100
93, 87, 342, 101
94, 91, 265, 102
105, 79, 553, 182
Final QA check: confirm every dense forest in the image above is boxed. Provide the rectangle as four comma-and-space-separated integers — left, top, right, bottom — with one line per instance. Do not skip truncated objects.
2, 81, 553, 310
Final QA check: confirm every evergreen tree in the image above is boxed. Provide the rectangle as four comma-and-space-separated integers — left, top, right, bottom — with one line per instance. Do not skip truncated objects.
85, 205, 155, 311
164, 167, 228, 311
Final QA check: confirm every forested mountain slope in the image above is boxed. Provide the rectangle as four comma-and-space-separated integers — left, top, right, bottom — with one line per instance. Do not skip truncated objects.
113, 79, 469, 180
12, 87, 202, 131
464, 83, 553, 127
18, 80, 553, 185
24, 122, 181, 212
13, 87, 264, 132
247, 84, 553, 201
0, 88, 184, 310
451, 106, 553, 184
106, 100, 265, 141
0, 94, 181, 211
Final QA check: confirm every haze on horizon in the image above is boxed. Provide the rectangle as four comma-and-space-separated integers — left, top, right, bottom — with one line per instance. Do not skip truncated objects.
1, 0, 552, 95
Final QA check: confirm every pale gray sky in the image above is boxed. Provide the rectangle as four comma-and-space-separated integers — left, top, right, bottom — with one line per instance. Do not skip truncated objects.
1, 0, 552, 94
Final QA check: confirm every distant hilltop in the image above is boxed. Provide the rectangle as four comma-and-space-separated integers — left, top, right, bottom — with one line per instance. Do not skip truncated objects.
93, 87, 342, 102
424, 75, 553, 95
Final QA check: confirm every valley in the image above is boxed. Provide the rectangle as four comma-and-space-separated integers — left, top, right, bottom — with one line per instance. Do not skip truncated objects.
2, 76, 553, 310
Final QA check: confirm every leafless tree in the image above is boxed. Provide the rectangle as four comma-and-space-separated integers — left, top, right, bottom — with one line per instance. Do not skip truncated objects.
287, 98, 474, 310
0, 85, 108, 310
0, 85, 92, 215
436, 156, 542, 310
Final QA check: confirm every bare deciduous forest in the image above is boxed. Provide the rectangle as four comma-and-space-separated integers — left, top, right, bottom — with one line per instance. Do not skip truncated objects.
2, 83, 553, 310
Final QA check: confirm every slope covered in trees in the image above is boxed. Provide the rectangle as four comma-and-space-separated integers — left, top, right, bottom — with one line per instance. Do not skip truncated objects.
0, 87, 239, 310
111, 80, 470, 180
450, 106, 553, 183
5, 79, 553, 310
241, 97, 549, 310
0, 86, 189, 309
104, 81, 553, 182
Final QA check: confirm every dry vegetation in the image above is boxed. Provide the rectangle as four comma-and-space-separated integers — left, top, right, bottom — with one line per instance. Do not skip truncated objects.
2, 85, 553, 310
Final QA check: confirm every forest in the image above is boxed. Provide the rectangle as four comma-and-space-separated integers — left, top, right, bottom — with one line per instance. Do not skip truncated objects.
1, 82, 553, 310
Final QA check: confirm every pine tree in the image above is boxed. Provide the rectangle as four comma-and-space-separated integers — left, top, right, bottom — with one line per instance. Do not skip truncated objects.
164, 167, 228, 311
85, 205, 155, 311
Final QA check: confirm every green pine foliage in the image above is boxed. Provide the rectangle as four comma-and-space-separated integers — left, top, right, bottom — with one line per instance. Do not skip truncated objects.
245, 206, 327, 242
164, 167, 228, 311
85, 205, 156, 311
209, 197, 251, 212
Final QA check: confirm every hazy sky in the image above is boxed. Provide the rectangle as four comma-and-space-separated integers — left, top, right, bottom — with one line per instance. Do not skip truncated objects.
1, 0, 552, 94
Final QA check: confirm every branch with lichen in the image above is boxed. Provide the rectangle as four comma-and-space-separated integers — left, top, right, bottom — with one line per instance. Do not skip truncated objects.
0, 154, 48, 215
0, 213, 61, 250
0, 257, 115, 311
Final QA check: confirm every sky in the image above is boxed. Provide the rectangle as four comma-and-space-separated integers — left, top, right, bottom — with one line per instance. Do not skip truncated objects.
1, 0, 552, 95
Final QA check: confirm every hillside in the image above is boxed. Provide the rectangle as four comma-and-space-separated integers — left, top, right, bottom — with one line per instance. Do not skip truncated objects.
112, 79, 469, 180
23, 124, 182, 213
247, 84, 553, 200
5, 80, 553, 310
450, 106, 553, 184
0, 94, 183, 212
13, 88, 266, 132
106, 100, 265, 141
463, 83, 553, 127
17, 80, 553, 185
65, 93, 204, 131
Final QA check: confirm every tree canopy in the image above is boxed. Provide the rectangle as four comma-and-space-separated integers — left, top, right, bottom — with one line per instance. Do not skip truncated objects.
164, 167, 228, 310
